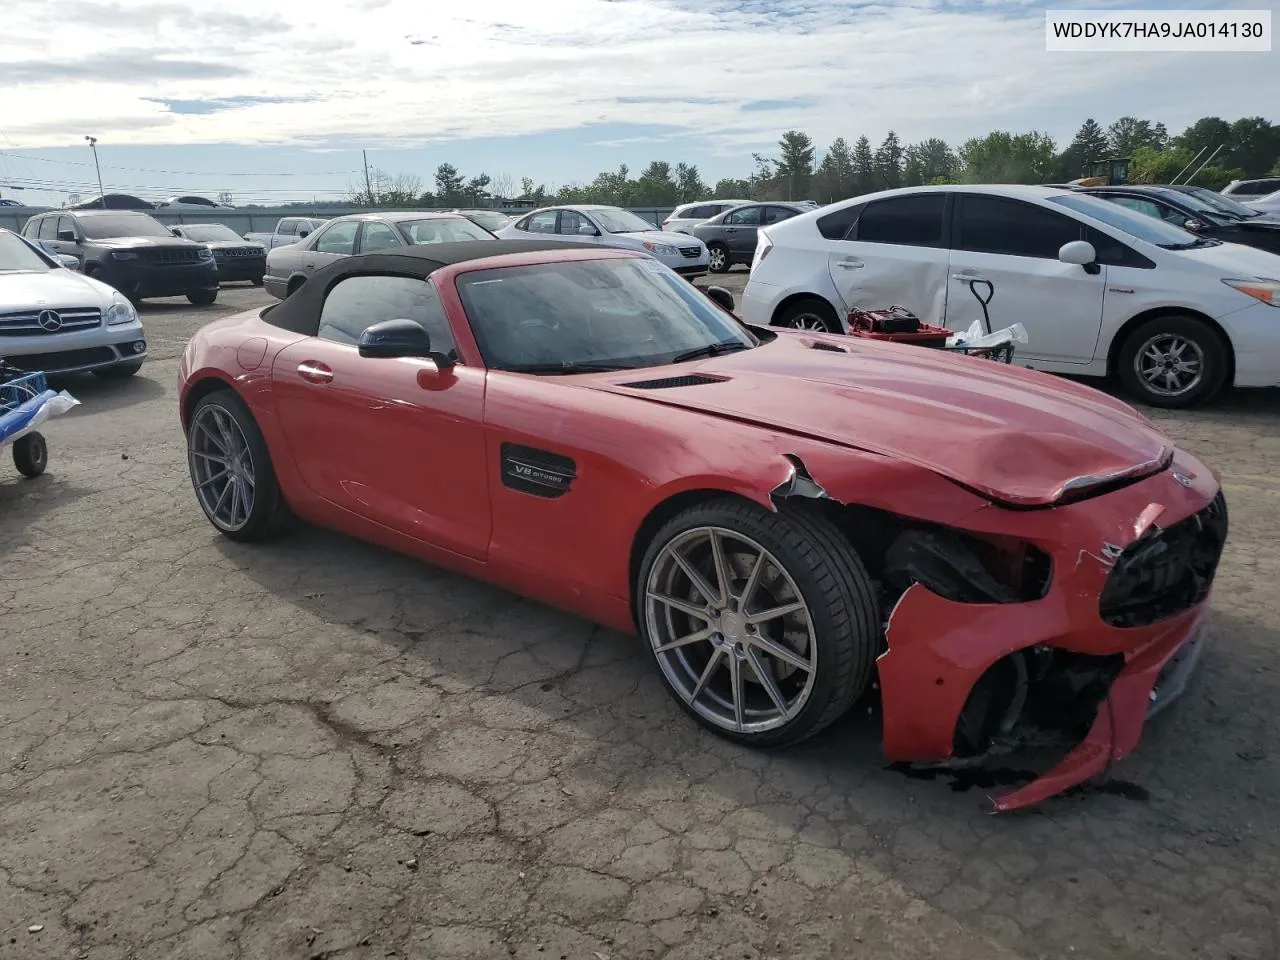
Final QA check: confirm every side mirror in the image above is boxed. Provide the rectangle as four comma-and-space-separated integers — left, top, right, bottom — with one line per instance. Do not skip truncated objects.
357, 318, 455, 369
57, 229, 76, 242
1058, 240, 1097, 266
298, 228, 311, 238
704, 286, 735, 313
56, 254, 81, 271
577, 225, 599, 236
170, 227, 182, 237
1184, 218, 1205, 232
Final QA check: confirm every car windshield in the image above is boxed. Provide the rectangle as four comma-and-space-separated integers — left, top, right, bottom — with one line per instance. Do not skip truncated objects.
460, 211, 510, 232
1174, 186, 1263, 219
79, 214, 173, 239
178, 224, 242, 242
456, 257, 757, 373
0, 232, 53, 273
1048, 193, 1205, 248
399, 217, 494, 244
591, 208, 658, 234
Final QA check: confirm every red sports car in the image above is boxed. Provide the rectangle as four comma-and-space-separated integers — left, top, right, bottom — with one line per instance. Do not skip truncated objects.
179, 240, 1228, 812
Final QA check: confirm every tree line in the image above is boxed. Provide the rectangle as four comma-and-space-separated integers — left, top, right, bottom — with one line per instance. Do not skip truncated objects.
344, 115, 1280, 210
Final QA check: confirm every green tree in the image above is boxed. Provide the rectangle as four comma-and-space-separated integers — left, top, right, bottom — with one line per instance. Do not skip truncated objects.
851, 135, 875, 194
816, 137, 856, 201
1107, 117, 1166, 157
775, 130, 816, 200
1271, 159, 1280, 176
1057, 118, 1110, 180
463, 173, 492, 205
1174, 117, 1233, 159
633, 161, 679, 206
675, 163, 708, 202
907, 138, 956, 185
1227, 117, 1280, 176
958, 131, 1057, 183
434, 163, 465, 204
873, 131, 904, 189
713, 177, 753, 198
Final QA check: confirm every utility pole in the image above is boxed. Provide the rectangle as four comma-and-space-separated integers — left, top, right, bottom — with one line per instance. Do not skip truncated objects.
84, 136, 105, 205
362, 149, 374, 206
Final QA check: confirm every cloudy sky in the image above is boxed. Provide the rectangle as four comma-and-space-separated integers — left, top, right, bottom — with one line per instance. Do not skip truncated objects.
0, 0, 1275, 205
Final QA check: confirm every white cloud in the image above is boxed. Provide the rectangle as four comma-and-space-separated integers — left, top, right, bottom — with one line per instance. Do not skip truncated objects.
0, 0, 1274, 154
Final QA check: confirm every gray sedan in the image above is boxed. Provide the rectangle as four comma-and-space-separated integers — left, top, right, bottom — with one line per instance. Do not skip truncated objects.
692, 202, 809, 273
263, 212, 494, 300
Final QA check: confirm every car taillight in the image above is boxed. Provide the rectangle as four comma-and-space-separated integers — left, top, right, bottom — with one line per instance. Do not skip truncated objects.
750, 232, 773, 276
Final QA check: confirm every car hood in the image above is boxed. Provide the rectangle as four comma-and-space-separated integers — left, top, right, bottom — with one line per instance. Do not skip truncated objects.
0, 268, 109, 308
613, 230, 702, 247
585, 334, 1172, 507
1171, 238, 1280, 277
92, 236, 205, 250
1236, 215, 1280, 230
204, 239, 266, 251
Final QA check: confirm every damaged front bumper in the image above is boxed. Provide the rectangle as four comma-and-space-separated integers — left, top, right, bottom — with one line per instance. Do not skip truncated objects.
866, 452, 1228, 812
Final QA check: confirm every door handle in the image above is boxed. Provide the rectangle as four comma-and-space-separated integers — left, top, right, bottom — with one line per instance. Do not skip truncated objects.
952, 272, 987, 282
297, 360, 333, 384
836, 258, 863, 269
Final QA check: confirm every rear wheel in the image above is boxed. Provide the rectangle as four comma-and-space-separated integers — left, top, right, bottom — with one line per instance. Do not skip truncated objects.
638, 497, 879, 747
251, 277, 265, 287
775, 297, 842, 333
187, 289, 218, 306
187, 390, 292, 541
1117, 313, 1229, 408
13, 432, 47, 477
707, 243, 730, 274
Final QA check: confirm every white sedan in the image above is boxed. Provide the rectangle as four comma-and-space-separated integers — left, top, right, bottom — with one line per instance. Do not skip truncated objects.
498, 205, 710, 280
1243, 189, 1280, 216
741, 183, 1280, 408
0, 229, 147, 378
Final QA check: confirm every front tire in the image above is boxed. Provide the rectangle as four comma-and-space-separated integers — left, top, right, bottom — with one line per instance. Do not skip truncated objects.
1117, 313, 1228, 408
637, 497, 879, 747
774, 297, 842, 334
187, 289, 218, 306
13, 432, 47, 477
187, 389, 291, 541
707, 243, 730, 274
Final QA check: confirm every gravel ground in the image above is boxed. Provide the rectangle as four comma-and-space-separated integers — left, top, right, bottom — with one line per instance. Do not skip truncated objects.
2, 278, 1277, 960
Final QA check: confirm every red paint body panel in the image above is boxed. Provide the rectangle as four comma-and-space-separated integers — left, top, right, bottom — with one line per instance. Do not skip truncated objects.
177, 249, 1226, 811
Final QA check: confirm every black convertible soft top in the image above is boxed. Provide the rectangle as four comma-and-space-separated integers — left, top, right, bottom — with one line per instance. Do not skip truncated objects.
263, 239, 599, 335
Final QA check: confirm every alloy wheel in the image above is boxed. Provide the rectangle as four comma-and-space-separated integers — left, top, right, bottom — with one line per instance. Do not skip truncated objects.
1134, 333, 1204, 398
708, 247, 727, 271
189, 404, 256, 532
644, 525, 817, 734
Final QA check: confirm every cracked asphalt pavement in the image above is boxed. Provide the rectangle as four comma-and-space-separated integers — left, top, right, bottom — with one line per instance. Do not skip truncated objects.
3, 280, 1278, 960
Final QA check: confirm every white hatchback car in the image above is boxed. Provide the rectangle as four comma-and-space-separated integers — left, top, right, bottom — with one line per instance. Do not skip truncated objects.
661, 199, 752, 234
498, 205, 710, 280
741, 184, 1280, 407
0, 229, 147, 378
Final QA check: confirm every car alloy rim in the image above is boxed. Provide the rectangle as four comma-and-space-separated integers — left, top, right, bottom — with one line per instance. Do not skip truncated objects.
188, 404, 256, 532
709, 247, 726, 270
1134, 333, 1204, 397
782, 312, 830, 332
644, 525, 817, 734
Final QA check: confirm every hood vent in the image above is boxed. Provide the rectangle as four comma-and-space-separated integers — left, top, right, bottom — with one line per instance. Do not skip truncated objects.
809, 341, 847, 353
618, 373, 726, 390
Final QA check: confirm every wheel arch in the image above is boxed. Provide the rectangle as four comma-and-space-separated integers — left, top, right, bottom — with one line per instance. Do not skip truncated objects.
770, 292, 842, 330
180, 374, 239, 430
1106, 306, 1236, 386
285, 273, 308, 295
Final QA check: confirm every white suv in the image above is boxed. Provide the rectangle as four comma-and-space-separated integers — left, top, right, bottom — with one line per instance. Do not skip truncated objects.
741, 184, 1280, 408
661, 200, 752, 234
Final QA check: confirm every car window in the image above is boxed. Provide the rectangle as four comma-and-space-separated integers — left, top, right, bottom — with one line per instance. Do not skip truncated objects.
455, 257, 754, 372
1048, 193, 1200, 248
855, 194, 946, 247
558, 210, 594, 236
955, 194, 1081, 259
38, 218, 57, 241
399, 217, 493, 244
761, 206, 798, 225
359, 221, 402, 252
1083, 225, 1155, 270
724, 207, 762, 226
56, 217, 74, 239
817, 203, 862, 240
312, 221, 358, 255
278, 219, 297, 236
1230, 178, 1280, 196
524, 211, 558, 234
1108, 196, 1189, 226
318, 275, 456, 353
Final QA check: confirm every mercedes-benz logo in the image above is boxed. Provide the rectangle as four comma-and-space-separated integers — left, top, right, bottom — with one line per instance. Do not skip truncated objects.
1172, 472, 1194, 488
37, 309, 62, 332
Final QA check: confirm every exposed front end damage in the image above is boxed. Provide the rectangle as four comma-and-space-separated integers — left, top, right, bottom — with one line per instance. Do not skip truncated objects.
771, 449, 1229, 812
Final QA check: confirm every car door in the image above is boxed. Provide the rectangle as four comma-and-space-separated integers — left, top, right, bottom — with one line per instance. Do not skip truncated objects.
301, 220, 358, 274
825, 192, 951, 324
271, 273, 490, 560
945, 193, 1105, 366
720, 205, 762, 260
515, 210, 559, 238
43, 215, 84, 264
357, 219, 404, 253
